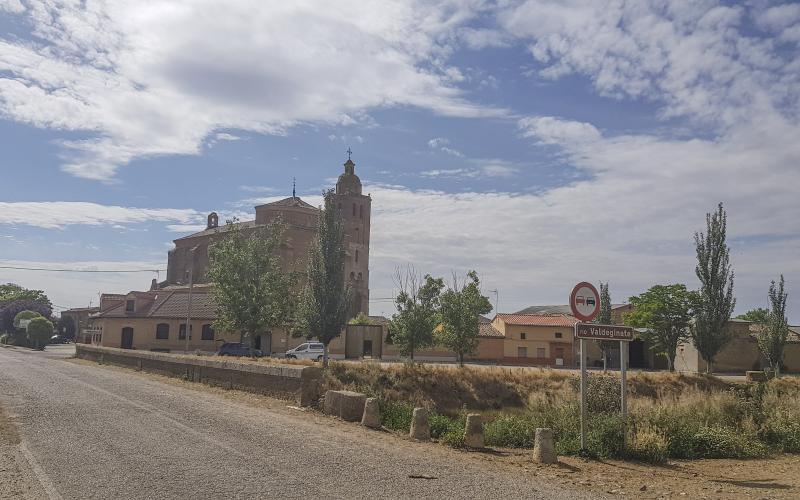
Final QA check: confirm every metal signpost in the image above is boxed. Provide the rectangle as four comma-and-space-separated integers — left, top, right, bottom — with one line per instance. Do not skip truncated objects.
570, 282, 635, 451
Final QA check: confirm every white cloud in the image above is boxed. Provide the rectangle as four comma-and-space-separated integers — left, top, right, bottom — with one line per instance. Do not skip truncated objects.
518, 116, 601, 146
0, 0, 24, 14
215, 133, 241, 141
499, 1, 799, 127
0, 1, 505, 180
0, 202, 202, 229
428, 137, 450, 148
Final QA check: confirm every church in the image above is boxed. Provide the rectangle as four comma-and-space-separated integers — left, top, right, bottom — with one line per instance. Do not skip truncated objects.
166, 156, 371, 316
88, 156, 372, 354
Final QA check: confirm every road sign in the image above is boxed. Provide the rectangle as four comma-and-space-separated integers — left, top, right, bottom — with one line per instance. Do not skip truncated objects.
575, 323, 634, 341
569, 282, 600, 322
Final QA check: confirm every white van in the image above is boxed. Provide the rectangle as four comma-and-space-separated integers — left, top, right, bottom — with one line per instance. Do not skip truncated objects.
285, 342, 325, 361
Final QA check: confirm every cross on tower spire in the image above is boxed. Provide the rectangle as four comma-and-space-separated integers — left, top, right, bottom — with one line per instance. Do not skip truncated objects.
346, 147, 352, 161
292, 177, 296, 198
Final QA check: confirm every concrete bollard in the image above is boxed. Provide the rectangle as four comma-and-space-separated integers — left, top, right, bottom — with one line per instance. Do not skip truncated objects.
409, 407, 430, 440
361, 397, 381, 429
533, 428, 556, 464
463, 413, 484, 448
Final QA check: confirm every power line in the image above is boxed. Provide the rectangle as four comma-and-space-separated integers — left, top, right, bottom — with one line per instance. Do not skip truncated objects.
0, 265, 164, 273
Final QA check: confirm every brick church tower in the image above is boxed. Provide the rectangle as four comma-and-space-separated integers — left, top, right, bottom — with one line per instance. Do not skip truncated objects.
333, 154, 370, 316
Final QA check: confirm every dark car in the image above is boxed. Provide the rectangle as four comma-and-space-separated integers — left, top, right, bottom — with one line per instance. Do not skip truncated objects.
216, 342, 264, 357
50, 335, 67, 344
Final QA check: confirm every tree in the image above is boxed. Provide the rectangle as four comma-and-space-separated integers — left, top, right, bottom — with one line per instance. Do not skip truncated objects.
389, 266, 444, 361
595, 282, 615, 371
736, 308, 769, 324
57, 315, 77, 340
435, 270, 492, 366
0, 283, 51, 308
348, 312, 375, 326
691, 203, 736, 373
26, 316, 53, 350
0, 300, 52, 334
294, 189, 350, 367
757, 275, 789, 377
14, 310, 44, 329
207, 220, 295, 357
626, 284, 696, 372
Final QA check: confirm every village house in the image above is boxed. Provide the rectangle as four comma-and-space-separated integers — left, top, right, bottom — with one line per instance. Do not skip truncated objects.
675, 319, 800, 373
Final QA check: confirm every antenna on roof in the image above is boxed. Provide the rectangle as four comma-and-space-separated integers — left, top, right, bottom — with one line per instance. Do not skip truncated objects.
293, 177, 296, 198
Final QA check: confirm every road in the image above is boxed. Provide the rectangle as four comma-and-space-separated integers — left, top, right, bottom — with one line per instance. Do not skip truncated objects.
0, 345, 603, 500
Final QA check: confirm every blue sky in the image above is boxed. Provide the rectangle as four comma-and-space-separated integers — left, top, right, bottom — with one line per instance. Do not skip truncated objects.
0, 0, 799, 322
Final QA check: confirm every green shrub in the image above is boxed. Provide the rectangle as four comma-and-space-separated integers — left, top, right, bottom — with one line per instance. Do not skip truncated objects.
380, 401, 413, 432
485, 415, 537, 448
0, 333, 9, 345
761, 409, 800, 453
690, 426, 768, 459
430, 413, 466, 447
570, 375, 621, 414
627, 428, 669, 464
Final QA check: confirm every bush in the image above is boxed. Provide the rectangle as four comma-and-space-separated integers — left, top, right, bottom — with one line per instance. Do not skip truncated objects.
429, 412, 466, 447
485, 414, 538, 448
570, 375, 621, 414
690, 426, 768, 459
761, 409, 800, 453
27, 317, 53, 349
627, 428, 669, 464
379, 401, 413, 432
0, 333, 9, 345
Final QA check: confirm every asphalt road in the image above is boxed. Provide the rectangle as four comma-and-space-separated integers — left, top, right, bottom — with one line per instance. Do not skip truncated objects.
0, 345, 603, 499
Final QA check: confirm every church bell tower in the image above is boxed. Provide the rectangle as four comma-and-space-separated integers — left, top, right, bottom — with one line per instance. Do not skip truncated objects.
333, 150, 370, 317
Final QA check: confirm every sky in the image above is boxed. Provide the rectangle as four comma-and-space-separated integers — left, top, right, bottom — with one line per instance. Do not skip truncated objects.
0, 0, 798, 322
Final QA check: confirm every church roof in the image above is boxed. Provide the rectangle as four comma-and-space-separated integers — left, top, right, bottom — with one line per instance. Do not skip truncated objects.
174, 220, 257, 241
255, 196, 317, 210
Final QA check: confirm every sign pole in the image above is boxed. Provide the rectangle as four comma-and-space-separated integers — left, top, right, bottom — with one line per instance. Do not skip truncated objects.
620, 340, 628, 451
579, 335, 587, 450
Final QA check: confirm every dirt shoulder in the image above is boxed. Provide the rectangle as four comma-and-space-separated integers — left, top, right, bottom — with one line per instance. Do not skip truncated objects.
0, 404, 46, 500
68, 357, 800, 499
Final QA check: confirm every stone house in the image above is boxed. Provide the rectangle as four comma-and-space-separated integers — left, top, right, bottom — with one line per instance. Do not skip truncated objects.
675, 319, 800, 373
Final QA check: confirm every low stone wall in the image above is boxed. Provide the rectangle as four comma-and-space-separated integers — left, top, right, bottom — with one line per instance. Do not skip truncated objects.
76, 344, 321, 406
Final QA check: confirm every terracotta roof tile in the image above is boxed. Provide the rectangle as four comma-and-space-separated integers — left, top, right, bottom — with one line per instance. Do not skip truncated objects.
495, 313, 578, 327
478, 322, 503, 338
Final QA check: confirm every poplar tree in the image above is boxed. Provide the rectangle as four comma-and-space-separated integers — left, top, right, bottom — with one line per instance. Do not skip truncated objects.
691, 203, 736, 373
294, 189, 350, 367
596, 282, 614, 371
757, 275, 789, 377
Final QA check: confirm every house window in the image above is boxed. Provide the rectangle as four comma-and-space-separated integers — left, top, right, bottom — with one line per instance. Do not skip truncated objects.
359, 205, 363, 219
355, 250, 359, 263
179, 324, 192, 340
352, 203, 356, 216
156, 323, 169, 340
520, 332, 527, 340
537, 348, 546, 358
201, 324, 214, 341
355, 227, 359, 243
517, 346, 527, 358
357, 272, 362, 281
555, 332, 562, 339
125, 300, 135, 312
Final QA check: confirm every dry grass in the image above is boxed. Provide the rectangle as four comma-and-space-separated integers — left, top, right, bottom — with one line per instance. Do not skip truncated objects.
321, 361, 739, 411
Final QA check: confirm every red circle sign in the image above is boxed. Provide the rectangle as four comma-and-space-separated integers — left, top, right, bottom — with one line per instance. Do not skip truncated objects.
570, 282, 600, 322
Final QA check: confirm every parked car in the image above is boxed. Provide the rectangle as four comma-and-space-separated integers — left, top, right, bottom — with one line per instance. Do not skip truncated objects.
50, 335, 67, 344
216, 342, 264, 357
284, 342, 325, 361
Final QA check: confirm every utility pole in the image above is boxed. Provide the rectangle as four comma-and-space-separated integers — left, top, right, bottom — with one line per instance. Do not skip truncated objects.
184, 247, 197, 354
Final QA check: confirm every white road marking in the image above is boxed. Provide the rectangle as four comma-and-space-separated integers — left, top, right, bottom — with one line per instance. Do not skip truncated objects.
19, 441, 64, 500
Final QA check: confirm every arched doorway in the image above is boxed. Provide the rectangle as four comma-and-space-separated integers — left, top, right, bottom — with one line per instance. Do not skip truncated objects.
121, 327, 134, 349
